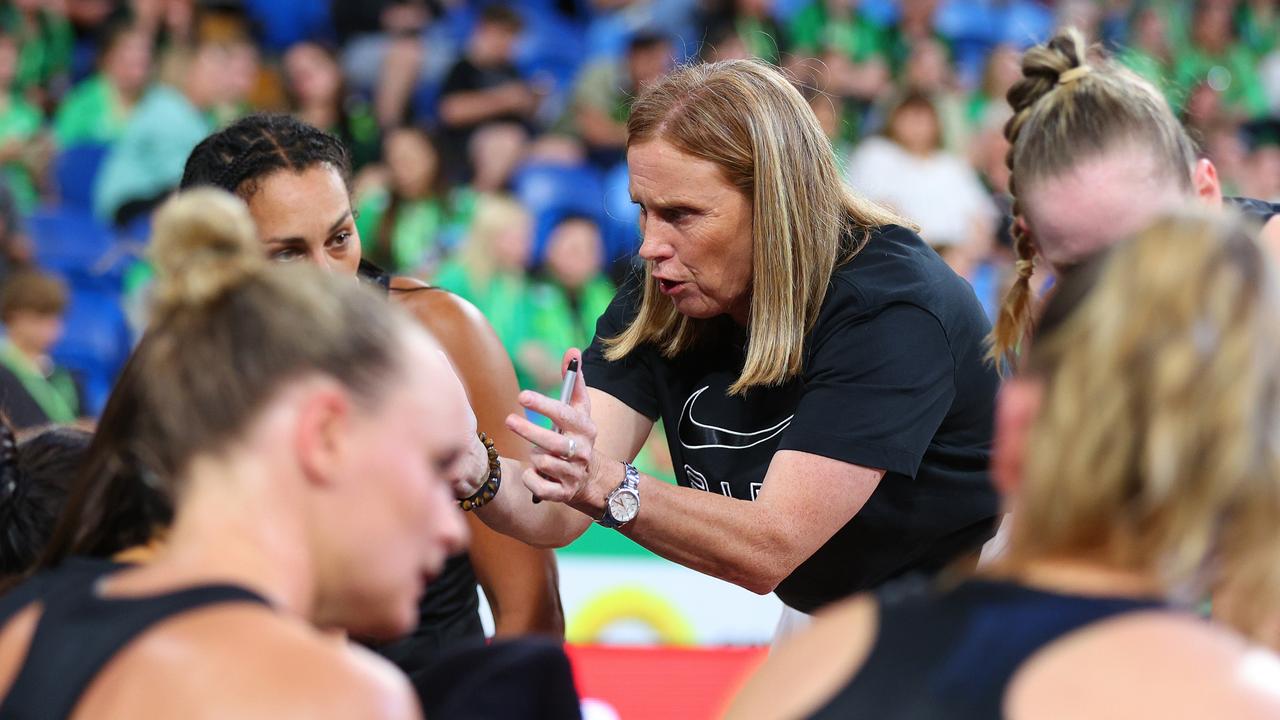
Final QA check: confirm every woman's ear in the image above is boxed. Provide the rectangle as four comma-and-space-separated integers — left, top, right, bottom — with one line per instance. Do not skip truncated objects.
992, 377, 1042, 501
292, 379, 353, 490
1193, 158, 1223, 207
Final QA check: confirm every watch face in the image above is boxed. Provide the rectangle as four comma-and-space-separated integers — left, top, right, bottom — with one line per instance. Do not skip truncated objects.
609, 490, 640, 522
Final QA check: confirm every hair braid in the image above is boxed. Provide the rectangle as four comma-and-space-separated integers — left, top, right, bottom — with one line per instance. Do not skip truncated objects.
181, 113, 351, 199
988, 29, 1089, 371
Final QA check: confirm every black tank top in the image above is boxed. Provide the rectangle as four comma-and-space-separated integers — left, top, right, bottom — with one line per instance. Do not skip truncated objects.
1226, 196, 1280, 224
0, 560, 269, 720
357, 260, 486, 675
808, 577, 1167, 719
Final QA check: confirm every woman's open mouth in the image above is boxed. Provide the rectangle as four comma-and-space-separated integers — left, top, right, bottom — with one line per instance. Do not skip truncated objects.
658, 279, 687, 295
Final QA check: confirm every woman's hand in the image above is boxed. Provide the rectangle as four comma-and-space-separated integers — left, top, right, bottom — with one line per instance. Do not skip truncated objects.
451, 432, 492, 499
504, 349, 608, 509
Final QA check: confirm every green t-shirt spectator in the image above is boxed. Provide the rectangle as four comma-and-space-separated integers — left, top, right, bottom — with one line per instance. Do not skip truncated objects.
355, 186, 476, 277
431, 262, 536, 385
0, 93, 43, 213
94, 86, 213, 223
525, 275, 616, 396
54, 74, 137, 146
0, 6, 72, 96
1173, 44, 1268, 117
788, 1, 888, 63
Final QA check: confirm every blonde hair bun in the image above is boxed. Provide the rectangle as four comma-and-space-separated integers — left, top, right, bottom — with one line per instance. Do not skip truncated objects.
149, 187, 264, 312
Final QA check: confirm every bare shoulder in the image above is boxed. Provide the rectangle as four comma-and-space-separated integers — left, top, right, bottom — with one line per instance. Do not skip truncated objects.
1008, 612, 1280, 720
724, 595, 878, 720
1260, 215, 1280, 261
81, 605, 420, 720
388, 276, 497, 347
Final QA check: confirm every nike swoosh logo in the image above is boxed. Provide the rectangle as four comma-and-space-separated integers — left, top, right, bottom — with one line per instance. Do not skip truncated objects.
677, 386, 794, 451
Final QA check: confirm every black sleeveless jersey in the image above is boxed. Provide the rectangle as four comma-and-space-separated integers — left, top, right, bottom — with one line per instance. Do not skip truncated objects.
356, 260, 486, 676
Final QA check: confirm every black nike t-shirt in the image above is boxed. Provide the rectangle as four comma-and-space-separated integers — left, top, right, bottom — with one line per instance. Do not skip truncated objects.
583, 224, 1000, 613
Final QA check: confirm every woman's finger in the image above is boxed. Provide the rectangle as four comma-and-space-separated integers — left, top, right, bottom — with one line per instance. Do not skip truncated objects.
518, 390, 585, 431
522, 467, 575, 503
528, 449, 585, 481
505, 414, 579, 456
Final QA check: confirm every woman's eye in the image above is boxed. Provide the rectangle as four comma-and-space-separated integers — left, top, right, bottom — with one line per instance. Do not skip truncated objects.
328, 232, 352, 250
271, 248, 303, 262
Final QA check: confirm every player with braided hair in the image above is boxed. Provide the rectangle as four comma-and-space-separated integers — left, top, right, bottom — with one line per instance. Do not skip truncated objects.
988, 27, 1280, 370
176, 113, 562, 678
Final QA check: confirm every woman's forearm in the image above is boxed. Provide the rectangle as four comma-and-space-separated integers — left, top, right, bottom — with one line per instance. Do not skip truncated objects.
473, 457, 594, 548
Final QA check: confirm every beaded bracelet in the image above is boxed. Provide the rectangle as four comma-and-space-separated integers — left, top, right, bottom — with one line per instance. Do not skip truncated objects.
460, 432, 502, 511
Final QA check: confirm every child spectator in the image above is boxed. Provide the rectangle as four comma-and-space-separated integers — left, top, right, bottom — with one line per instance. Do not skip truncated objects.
0, 270, 83, 430
283, 41, 380, 172
432, 194, 535, 384
521, 214, 615, 397
355, 126, 475, 277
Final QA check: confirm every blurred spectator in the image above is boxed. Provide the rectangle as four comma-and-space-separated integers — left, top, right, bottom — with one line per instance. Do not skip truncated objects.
964, 44, 1019, 132
699, 21, 751, 63
1201, 118, 1249, 196
847, 91, 997, 280
1173, 0, 1267, 119
0, 179, 30, 286
520, 214, 615, 397
211, 35, 263, 125
885, 0, 945, 72
1240, 117, 1280, 202
0, 0, 72, 107
433, 194, 534, 384
438, 5, 537, 190
809, 90, 855, 174
355, 126, 476, 277
0, 270, 83, 430
1239, 0, 1279, 57
557, 30, 673, 168
132, 0, 196, 51
790, 0, 891, 119
702, 0, 788, 65
53, 23, 152, 147
283, 41, 381, 172
333, 0, 453, 130
93, 39, 231, 226
0, 31, 51, 214
1117, 3, 1175, 105
900, 38, 968, 152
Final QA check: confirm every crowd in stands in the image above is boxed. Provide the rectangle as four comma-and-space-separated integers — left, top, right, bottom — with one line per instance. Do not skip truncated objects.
0, 0, 1276, 428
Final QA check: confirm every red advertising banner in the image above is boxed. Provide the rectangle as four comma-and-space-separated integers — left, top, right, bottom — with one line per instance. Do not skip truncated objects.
567, 645, 768, 720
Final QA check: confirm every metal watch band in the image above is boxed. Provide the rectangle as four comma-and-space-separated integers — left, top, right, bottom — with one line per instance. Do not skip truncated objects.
599, 462, 640, 528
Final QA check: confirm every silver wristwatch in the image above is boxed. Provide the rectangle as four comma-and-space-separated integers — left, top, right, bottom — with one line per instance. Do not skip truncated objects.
599, 462, 641, 529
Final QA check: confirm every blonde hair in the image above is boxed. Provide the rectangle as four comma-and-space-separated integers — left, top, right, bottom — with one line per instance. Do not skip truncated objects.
44, 188, 417, 559
605, 59, 907, 395
1009, 211, 1280, 640
457, 193, 530, 286
989, 28, 1198, 371
132, 188, 408, 489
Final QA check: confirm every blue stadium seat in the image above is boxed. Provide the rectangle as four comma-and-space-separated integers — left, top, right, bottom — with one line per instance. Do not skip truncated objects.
50, 286, 133, 416
55, 143, 110, 213
27, 208, 127, 292
512, 162, 606, 264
